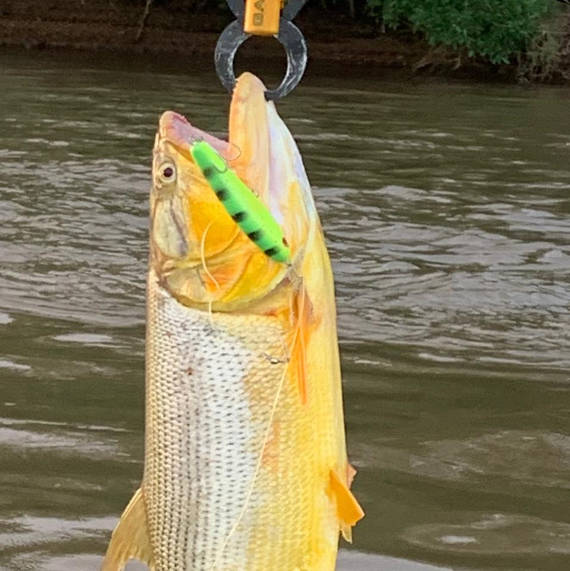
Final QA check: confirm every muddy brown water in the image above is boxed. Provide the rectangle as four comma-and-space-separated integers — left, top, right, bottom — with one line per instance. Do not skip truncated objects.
0, 49, 569, 570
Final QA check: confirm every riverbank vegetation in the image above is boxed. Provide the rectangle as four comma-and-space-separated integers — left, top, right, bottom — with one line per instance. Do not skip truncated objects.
366, 0, 569, 80
0, 0, 569, 82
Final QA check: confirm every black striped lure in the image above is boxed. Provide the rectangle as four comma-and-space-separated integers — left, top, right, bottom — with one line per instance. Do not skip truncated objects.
190, 141, 291, 264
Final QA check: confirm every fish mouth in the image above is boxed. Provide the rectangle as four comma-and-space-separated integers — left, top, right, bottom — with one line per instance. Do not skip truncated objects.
157, 111, 229, 158
151, 73, 313, 310
158, 111, 228, 152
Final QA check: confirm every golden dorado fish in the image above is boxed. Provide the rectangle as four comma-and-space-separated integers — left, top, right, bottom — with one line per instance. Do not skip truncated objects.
102, 72, 363, 571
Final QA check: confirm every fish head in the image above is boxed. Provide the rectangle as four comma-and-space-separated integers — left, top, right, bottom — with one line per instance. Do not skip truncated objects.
151, 110, 240, 291
151, 73, 317, 310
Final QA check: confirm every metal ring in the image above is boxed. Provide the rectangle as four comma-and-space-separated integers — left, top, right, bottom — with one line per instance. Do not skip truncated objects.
214, 18, 308, 101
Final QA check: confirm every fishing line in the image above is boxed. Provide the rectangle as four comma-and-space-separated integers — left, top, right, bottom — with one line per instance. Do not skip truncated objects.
226, 141, 242, 163
210, 296, 303, 570
200, 221, 220, 290
199, 221, 220, 325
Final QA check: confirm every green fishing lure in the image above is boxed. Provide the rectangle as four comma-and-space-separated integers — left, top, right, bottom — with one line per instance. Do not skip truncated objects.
190, 141, 291, 264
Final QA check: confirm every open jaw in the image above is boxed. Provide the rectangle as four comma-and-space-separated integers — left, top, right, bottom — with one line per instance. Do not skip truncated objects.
158, 111, 230, 159
151, 73, 315, 309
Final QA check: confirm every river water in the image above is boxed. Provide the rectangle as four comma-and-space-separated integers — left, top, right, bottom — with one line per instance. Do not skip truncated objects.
0, 49, 568, 571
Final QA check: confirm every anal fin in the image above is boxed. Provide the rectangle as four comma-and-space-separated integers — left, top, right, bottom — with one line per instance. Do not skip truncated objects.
329, 469, 365, 543
101, 487, 154, 571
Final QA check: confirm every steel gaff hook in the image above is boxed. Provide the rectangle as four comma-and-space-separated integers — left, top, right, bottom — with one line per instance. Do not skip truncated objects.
215, 0, 309, 101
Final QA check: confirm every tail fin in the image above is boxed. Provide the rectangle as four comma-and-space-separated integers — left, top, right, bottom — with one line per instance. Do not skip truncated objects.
101, 488, 154, 571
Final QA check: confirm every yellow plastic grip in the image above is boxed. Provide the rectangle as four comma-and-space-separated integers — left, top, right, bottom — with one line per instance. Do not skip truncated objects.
244, 0, 282, 36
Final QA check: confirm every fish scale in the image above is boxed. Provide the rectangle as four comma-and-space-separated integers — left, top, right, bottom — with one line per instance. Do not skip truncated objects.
146, 271, 273, 569
144, 270, 343, 570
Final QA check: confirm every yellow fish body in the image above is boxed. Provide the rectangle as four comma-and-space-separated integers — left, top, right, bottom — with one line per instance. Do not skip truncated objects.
102, 73, 363, 571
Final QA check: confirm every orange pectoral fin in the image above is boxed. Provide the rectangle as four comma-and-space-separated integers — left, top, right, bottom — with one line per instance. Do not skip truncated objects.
289, 285, 313, 404
329, 469, 365, 543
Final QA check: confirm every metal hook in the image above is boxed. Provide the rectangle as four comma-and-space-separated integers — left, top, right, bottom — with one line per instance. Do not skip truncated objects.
215, 0, 308, 101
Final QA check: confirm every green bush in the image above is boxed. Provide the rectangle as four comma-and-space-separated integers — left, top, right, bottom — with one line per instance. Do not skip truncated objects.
518, 6, 568, 80
367, 0, 553, 64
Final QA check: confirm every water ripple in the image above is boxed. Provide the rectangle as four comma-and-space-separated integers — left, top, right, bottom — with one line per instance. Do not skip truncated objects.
0, 51, 569, 571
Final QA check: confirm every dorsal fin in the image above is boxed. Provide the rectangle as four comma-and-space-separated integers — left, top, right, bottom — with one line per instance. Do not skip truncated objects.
101, 487, 154, 571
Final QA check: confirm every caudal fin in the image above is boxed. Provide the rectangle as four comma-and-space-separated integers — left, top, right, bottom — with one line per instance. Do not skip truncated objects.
101, 488, 154, 571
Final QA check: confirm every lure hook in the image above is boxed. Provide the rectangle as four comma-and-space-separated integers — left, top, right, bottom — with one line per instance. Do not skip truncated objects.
215, 0, 308, 101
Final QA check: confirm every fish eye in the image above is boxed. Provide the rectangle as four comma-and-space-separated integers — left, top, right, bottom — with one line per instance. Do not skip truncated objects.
159, 161, 176, 184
